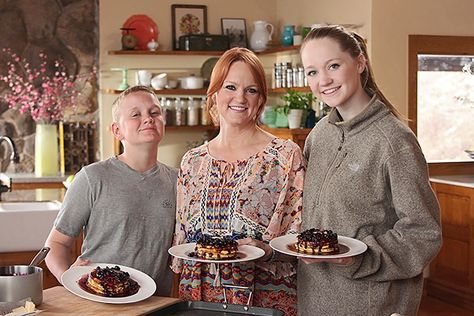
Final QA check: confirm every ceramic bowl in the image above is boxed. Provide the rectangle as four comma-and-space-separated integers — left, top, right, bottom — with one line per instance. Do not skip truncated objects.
151, 73, 167, 90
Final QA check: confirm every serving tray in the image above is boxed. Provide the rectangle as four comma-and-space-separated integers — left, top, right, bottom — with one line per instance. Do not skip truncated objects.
145, 300, 284, 316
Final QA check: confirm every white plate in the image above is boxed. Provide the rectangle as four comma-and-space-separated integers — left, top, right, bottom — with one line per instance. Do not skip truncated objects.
270, 234, 368, 259
168, 243, 265, 264
61, 263, 156, 304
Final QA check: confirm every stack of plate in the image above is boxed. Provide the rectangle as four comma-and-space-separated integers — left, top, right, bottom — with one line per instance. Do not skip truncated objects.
465, 149, 474, 159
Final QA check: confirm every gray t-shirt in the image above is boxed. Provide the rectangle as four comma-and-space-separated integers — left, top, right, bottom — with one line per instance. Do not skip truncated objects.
54, 156, 178, 296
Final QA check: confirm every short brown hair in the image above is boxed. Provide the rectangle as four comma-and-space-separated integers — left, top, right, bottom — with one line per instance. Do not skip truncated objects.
112, 85, 160, 122
206, 47, 268, 125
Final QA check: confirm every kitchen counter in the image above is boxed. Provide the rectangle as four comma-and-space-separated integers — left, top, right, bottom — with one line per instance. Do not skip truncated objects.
429, 174, 474, 188
0, 173, 67, 190
0, 188, 64, 202
39, 286, 180, 315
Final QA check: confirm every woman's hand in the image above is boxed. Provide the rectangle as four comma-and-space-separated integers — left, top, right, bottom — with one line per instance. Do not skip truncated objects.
237, 237, 273, 261
300, 256, 355, 266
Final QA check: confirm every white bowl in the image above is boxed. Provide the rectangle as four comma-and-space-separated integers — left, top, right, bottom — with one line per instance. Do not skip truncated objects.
166, 79, 178, 89
179, 75, 204, 89
151, 73, 167, 90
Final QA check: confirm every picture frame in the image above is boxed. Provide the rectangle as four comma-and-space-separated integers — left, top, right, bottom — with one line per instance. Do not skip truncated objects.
171, 4, 208, 50
221, 18, 247, 48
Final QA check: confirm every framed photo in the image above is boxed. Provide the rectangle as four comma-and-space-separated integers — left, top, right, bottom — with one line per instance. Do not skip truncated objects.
171, 4, 208, 50
221, 18, 247, 48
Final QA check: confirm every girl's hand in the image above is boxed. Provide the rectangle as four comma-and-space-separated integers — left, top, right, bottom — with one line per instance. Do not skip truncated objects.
237, 237, 273, 261
300, 256, 354, 265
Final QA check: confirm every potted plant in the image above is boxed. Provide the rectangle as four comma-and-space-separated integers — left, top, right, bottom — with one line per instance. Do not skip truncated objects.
280, 89, 315, 128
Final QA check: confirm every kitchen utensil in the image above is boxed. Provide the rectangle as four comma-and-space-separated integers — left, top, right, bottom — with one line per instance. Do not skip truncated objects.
179, 75, 204, 89
165, 79, 178, 89
147, 39, 159, 51
30, 247, 50, 267
137, 70, 152, 86
122, 15, 159, 50
151, 73, 168, 90
200, 57, 219, 82
0, 247, 50, 305
249, 21, 274, 52
281, 25, 295, 46
61, 263, 156, 304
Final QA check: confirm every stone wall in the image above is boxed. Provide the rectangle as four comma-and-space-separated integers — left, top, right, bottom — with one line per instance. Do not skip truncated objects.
0, 0, 98, 173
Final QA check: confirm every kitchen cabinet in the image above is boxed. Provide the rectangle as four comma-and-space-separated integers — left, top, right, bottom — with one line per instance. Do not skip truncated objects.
426, 179, 474, 311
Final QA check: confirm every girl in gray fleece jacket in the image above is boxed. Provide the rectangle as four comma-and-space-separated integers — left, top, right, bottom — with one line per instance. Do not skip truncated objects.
297, 25, 442, 316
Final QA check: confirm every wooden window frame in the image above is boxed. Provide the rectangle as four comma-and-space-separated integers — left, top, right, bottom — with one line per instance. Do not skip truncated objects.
408, 35, 474, 176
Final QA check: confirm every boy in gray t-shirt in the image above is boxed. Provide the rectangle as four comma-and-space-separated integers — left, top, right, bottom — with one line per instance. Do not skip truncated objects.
45, 86, 177, 296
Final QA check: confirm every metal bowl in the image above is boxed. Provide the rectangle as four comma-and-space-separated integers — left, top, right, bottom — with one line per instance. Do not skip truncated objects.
0, 265, 43, 305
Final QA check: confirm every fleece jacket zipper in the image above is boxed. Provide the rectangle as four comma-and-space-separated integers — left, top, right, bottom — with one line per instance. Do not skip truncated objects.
316, 127, 346, 207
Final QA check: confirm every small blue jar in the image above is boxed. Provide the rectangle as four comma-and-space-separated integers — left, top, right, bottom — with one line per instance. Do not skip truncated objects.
281, 25, 295, 46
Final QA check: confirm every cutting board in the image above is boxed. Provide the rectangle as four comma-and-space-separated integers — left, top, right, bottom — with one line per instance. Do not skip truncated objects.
39, 286, 180, 315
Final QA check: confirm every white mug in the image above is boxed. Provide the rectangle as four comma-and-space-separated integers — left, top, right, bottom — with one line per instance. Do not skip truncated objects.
137, 70, 152, 86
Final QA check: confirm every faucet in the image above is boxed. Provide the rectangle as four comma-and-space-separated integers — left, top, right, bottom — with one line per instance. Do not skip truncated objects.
0, 135, 20, 164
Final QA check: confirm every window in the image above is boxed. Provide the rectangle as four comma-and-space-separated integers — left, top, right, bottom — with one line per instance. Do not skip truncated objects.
408, 35, 474, 175
417, 54, 474, 162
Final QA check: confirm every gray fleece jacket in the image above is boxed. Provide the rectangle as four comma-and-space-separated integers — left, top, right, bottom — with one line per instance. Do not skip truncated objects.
298, 97, 442, 316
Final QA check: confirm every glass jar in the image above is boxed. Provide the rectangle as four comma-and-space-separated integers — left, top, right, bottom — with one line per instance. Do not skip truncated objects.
175, 97, 186, 126
187, 97, 199, 126
200, 97, 210, 125
165, 98, 175, 126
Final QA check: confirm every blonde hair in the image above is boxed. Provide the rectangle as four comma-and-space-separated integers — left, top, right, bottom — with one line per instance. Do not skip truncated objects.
301, 25, 403, 119
206, 47, 268, 125
111, 85, 160, 122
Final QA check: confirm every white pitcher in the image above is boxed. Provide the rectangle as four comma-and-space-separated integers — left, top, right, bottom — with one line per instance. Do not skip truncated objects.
250, 20, 274, 52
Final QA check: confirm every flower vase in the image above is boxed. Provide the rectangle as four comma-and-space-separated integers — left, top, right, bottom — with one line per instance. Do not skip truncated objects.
35, 123, 59, 177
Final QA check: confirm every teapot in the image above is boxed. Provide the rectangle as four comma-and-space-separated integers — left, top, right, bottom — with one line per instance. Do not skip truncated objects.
250, 21, 274, 52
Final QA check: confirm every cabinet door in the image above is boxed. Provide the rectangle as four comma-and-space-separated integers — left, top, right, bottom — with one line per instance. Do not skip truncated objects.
427, 182, 474, 310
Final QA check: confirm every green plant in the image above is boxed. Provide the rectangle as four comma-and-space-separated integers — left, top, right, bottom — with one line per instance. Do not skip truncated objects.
280, 89, 315, 112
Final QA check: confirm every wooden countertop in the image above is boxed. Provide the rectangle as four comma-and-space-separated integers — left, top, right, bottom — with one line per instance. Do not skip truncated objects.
39, 286, 180, 315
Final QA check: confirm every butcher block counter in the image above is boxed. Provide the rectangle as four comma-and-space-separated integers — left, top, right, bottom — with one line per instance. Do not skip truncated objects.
39, 286, 180, 315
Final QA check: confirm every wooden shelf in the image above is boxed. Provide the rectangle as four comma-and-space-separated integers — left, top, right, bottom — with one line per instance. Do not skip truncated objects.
106, 87, 310, 95
104, 88, 207, 95
108, 46, 300, 57
108, 50, 224, 56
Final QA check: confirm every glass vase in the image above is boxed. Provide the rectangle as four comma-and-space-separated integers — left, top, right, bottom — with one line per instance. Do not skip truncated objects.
35, 123, 59, 177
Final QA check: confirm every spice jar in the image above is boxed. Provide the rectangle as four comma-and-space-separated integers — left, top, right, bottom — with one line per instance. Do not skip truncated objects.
187, 97, 199, 126
200, 97, 210, 125
175, 97, 186, 126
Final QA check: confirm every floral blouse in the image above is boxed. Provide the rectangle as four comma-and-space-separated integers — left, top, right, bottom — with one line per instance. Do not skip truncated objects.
171, 137, 305, 278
